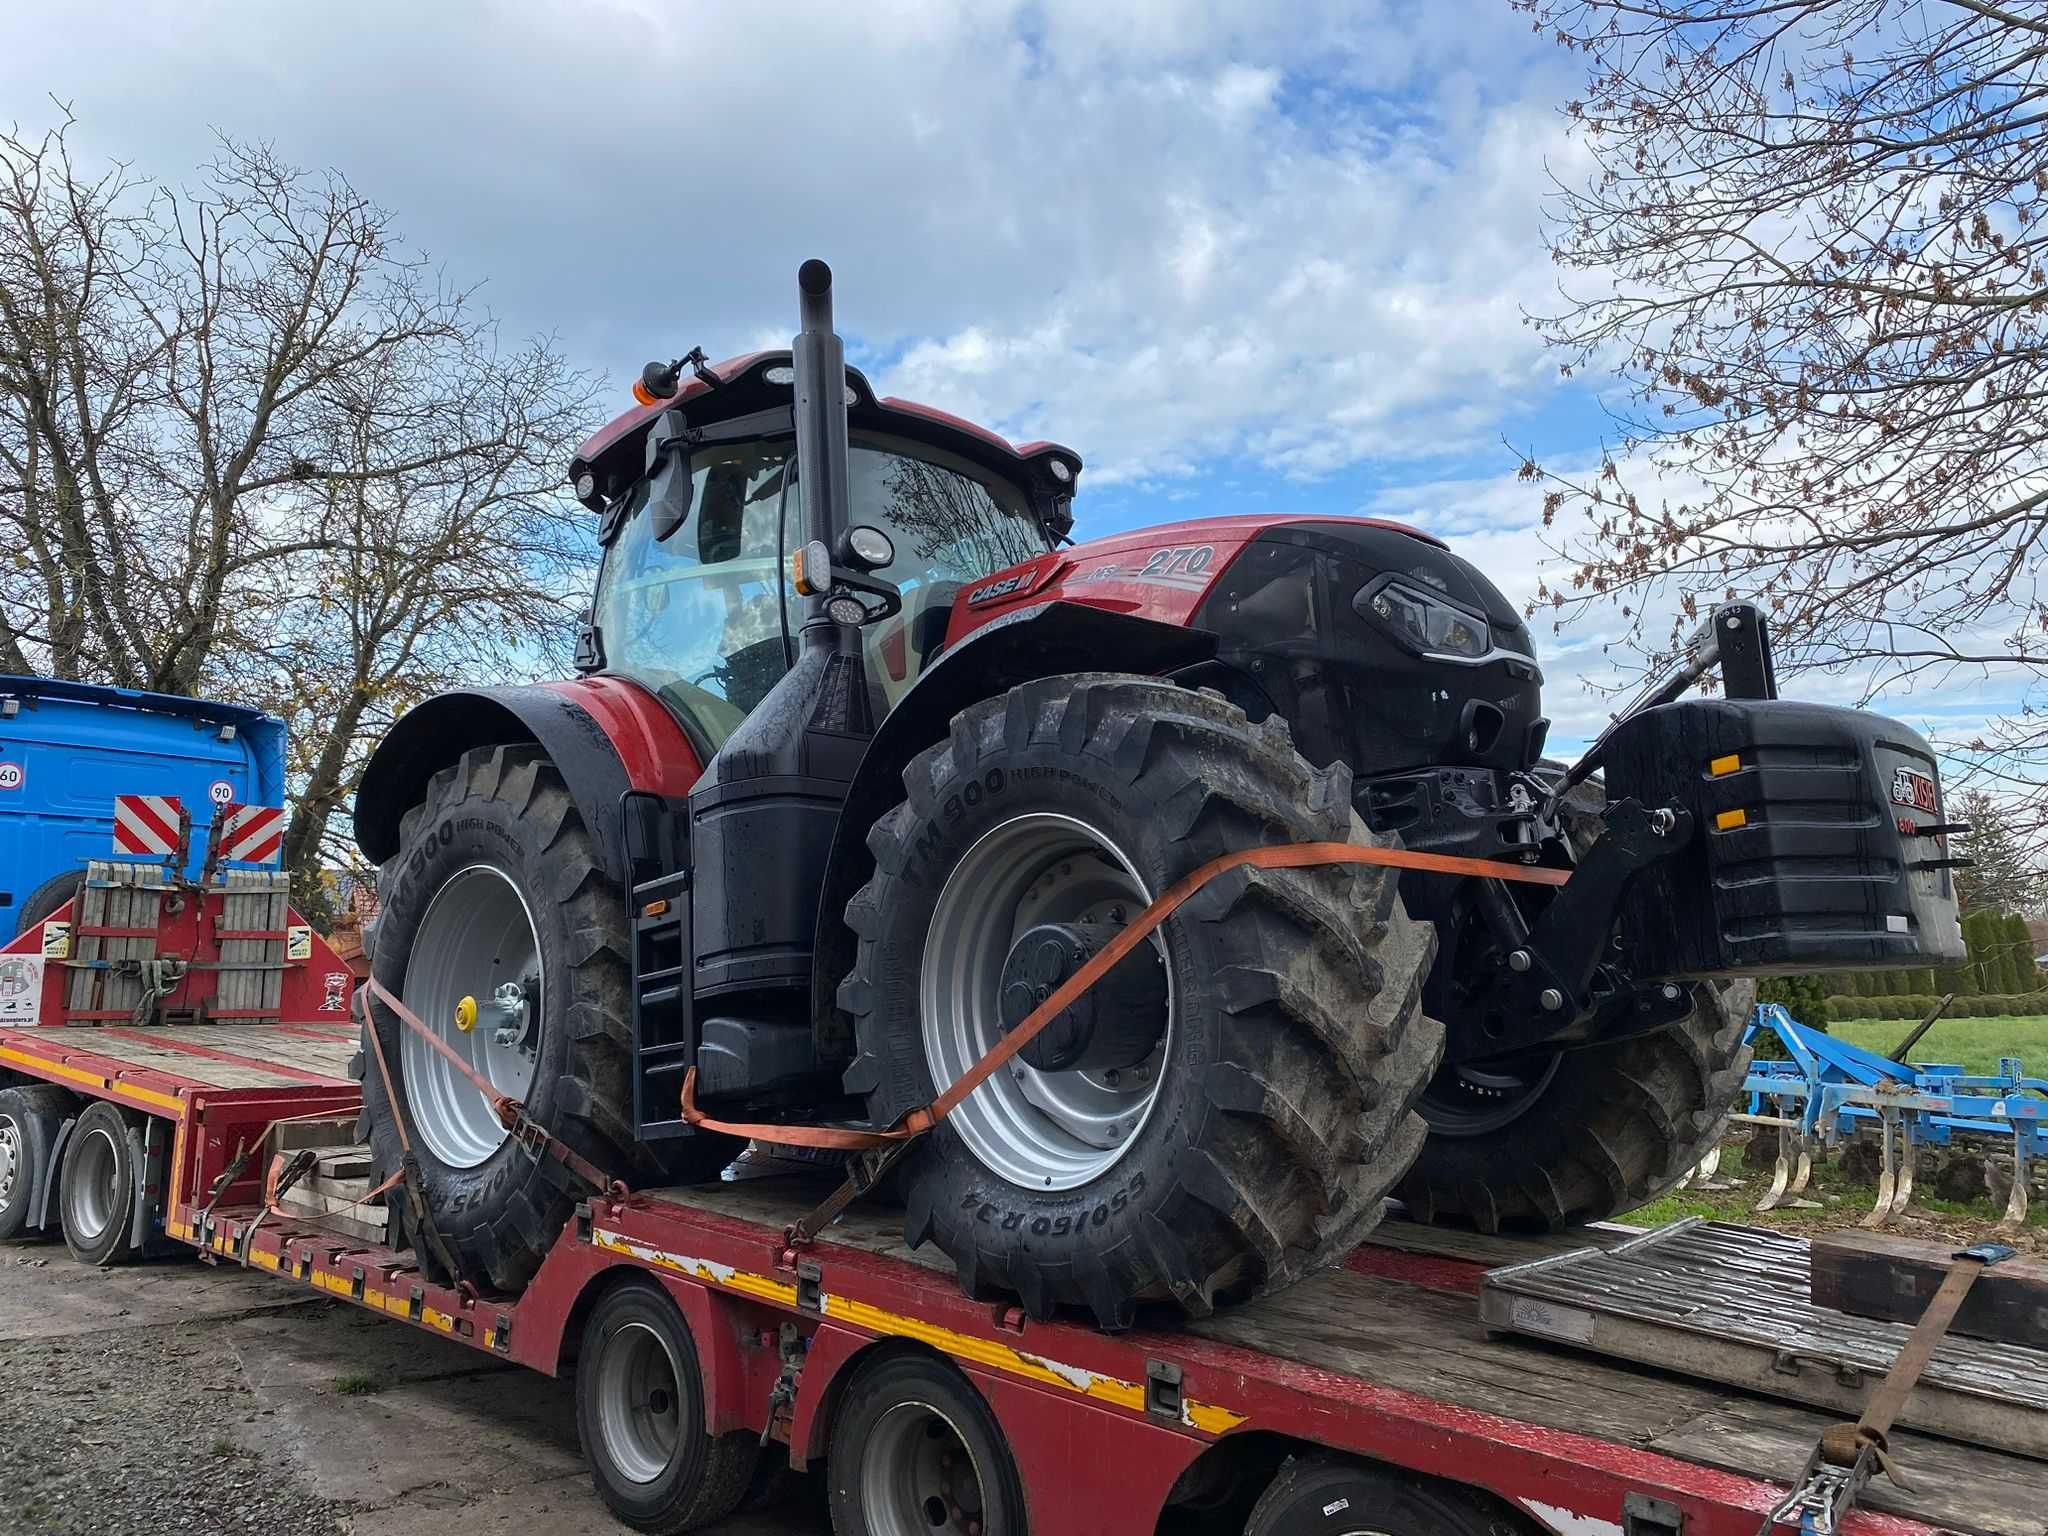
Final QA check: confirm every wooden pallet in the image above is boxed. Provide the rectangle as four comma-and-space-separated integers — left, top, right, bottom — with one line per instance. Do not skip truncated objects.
1480, 1218, 2048, 1459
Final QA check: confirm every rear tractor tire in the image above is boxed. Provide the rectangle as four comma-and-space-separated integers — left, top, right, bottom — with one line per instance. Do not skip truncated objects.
1396, 773, 1755, 1233
359, 745, 743, 1293
841, 675, 1441, 1326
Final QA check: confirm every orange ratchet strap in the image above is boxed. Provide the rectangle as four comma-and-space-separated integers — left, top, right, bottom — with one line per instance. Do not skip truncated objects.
681, 839, 1571, 1152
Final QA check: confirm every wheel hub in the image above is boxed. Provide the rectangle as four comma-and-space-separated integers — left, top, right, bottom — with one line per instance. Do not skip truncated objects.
0, 1121, 19, 1208
596, 1321, 681, 1486
921, 812, 1173, 1192
400, 864, 546, 1169
998, 921, 1166, 1073
863, 1401, 986, 1536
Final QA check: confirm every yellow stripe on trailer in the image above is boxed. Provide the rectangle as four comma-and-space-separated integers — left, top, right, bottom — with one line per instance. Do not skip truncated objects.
0, 1044, 185, 1116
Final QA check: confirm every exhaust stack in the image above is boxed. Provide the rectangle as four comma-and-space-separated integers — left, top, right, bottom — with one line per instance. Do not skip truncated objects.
792, 259, 854, 631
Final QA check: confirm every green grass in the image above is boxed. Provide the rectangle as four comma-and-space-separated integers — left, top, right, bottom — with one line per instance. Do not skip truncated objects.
331, 1373, 383, 1396
1826, 1014, 2048, 1076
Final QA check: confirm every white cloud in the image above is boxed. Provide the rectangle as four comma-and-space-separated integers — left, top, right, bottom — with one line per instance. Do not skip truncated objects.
0, 0, 1583, 492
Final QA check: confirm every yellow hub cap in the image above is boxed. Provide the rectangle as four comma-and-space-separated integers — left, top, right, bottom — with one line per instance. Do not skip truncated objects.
454, 995, 478, 1033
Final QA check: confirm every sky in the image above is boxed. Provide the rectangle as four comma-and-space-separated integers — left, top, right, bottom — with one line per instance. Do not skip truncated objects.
0, 0, 2019, 754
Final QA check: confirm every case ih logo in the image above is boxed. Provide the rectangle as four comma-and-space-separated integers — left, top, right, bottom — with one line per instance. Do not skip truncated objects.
1890, 766, 1939, 815
967, 572, 1033, 606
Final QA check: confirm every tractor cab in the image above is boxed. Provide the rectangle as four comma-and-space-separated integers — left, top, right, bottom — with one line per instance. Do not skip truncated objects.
569, 351, 1080, 762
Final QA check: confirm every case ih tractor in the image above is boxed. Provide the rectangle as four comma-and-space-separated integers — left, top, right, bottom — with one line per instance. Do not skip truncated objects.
352, 261, 1963, 1327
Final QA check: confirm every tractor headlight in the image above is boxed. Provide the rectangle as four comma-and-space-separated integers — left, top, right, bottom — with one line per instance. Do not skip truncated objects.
1356, 579, 1491, 660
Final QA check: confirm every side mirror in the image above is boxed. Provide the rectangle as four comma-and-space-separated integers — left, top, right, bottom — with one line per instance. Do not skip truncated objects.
645, 413, 697, 543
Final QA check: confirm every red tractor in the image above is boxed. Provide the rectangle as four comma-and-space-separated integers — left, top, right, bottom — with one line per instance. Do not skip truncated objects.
352, 261, 1963, 1326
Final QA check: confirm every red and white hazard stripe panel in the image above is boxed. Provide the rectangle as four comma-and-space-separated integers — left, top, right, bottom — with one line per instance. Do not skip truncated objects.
112, 794, 186, 857
216, 802, 286, 865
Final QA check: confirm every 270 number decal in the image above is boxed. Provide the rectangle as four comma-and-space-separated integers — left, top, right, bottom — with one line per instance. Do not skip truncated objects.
1140, 545, 1213, 577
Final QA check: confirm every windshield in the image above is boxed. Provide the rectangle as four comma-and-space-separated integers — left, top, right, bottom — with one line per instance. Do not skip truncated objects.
590, 427, 1049, 747
847, 431, 1049, 707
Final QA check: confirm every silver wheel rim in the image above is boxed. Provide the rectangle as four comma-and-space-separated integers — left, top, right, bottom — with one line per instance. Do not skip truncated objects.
920, 811, 1170, 1192
400, 864, 544, 1169
0, 1118, 20, 1211
860, 1400, 986, 1536
596, 1321, 683, 1485
65, 1125, 121, 1243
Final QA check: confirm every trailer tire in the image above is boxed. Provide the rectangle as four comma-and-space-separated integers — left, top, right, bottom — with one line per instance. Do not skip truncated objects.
362, 745, 743, 1292
1245, 1453, 1505, 1536
59, 1099, 142, 1265
17, 868, 84, 932
827, 1352, 1025, 1536
0, 1084, 72, 1240
842, 675, 1440, 1325
576, 1281, 758, 1533
1397, 773, 1755, 1233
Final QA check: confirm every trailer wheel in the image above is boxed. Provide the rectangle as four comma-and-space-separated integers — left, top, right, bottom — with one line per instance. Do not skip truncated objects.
59, 1100, 142, 1265
576, 1281, 759, 1533
828, 1353, 1025, 1536
842, 675, 1439, 1325
1245, 1454, 1504, 1536
0, 1084, 72, 1240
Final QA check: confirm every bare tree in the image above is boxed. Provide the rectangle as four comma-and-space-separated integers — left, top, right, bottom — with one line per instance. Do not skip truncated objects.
1518, 0, 2048, 839
252, 337, 595, 908
0, 111, 600, 905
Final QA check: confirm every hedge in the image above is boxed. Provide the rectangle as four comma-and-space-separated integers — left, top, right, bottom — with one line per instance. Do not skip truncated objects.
1824, 993, 2048, 1020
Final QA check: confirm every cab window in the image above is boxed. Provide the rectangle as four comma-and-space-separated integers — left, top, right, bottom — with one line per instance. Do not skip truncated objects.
591, 440, 792, 753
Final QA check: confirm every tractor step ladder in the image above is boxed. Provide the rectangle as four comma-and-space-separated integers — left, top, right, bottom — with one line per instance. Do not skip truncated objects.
630, 865, 694, 1139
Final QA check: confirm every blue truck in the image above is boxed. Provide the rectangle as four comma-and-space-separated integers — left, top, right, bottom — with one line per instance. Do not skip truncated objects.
0, 676, 288, 943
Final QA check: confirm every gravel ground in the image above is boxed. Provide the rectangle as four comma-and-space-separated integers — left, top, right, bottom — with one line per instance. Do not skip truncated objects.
0, 1247, 823, 1536
0, 1259, 346, 1536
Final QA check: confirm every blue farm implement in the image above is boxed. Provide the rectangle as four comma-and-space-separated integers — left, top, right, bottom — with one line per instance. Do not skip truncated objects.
1739, 1003, 2048, 1224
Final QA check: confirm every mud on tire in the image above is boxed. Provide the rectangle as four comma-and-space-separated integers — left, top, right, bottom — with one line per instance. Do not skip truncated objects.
358, 745, 740, 1292
1396, 773, 1755, 1233
840, 675, 1442, 1327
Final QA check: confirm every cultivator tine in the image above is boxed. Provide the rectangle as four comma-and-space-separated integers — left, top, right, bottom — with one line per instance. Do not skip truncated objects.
2007, 1139, 2032, 1227
1683, 1144, 1722, 1190
1756, 1123, 1794, 1212
1779, 1134, 1821, 1209
1860, 1110, 1917, 1226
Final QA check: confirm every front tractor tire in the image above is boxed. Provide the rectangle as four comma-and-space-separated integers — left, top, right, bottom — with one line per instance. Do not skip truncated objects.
360, 745, 741, 1293
1395, 776, 1755, 1233
841, 676, 1442, 1327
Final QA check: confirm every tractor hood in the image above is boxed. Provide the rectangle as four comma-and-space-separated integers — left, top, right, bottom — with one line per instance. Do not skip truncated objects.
943, 514, 1545, 779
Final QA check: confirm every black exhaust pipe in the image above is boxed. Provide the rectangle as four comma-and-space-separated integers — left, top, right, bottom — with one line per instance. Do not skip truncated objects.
791, 258, 853, 633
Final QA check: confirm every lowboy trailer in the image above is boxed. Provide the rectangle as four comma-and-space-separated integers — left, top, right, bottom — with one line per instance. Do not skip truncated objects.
0, 997, 2036, 1536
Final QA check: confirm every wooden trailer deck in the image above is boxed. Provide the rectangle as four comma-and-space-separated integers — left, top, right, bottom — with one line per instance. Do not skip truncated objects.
654, 1172, 2045, 1536
0, 1021, 357, 1105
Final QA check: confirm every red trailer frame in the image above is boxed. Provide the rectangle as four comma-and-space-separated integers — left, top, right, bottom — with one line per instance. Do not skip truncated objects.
0, 882, 2023, 1536
149, 1166, 2003, 1536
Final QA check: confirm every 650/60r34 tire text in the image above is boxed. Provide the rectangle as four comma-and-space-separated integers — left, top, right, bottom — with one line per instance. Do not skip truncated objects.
840, 675, 1442, 1327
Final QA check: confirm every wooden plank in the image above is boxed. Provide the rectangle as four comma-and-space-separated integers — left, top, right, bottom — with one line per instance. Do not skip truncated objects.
46, 1033, 298, 1089
1651, 1401, 2045, 1536
1812, 1230, 2048, 1351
